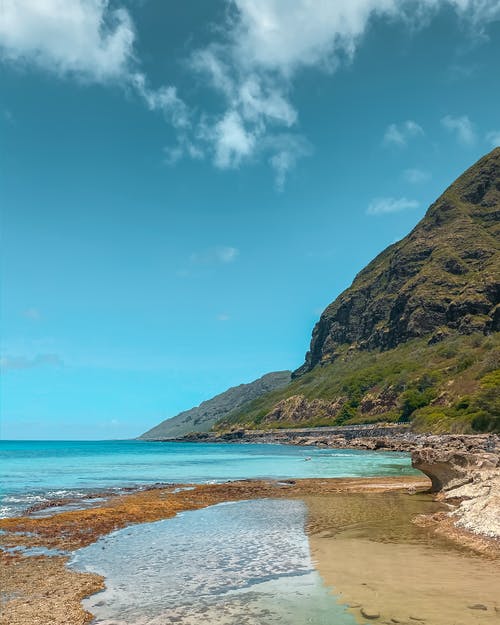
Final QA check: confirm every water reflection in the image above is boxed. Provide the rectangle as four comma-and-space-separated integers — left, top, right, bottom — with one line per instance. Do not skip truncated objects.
305, 492, 500, 625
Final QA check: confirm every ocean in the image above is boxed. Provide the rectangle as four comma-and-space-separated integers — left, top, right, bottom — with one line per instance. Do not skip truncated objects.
0, 439, 417, 517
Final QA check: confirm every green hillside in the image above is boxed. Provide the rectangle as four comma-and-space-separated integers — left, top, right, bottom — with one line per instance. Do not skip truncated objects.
216, 332, 499, 433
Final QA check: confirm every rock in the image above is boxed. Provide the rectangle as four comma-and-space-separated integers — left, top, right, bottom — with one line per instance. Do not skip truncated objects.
411, 441, 500, 541
295, 148, 500, 376
468, 604, 488, 611
411, 447, 499, 492
361, 607, 381, 619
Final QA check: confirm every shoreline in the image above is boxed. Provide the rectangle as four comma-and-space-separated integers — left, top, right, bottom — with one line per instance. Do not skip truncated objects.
168, 427, 500, 545
1, 474, 499, 625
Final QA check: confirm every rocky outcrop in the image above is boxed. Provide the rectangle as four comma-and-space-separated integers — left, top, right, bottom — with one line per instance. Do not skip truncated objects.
446, 470, 500, 539
139, 371, 291, 439
263, 395, 346, 423
411, 446, 499, 492
295, 147, 500, 376
411, 438, 500, 541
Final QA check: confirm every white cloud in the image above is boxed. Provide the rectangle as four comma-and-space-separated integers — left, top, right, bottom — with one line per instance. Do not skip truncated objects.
0, 0, 188, 137
367, 197, 419, 216
164, 137, 204, 165
185, 46, 304, 185
486, 130, 500, 148
441, 114, 477, 145
131, 74, 190, 129
177, 0, 500, 185
22, 307, 41, 320
2, 0, 500, 185
268, 134, 313, 191
0, 0, 135, 82
215, 246, 239, 263
212, 111, 257, 169
0, 353, 63, 370
230, 1, 500, 75
403, 168, 431, 183
190, 246, 239, 265
383, 121, 424, 147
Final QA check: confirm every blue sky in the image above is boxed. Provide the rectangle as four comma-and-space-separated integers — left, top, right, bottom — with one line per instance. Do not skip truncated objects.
1, 1, 499, 440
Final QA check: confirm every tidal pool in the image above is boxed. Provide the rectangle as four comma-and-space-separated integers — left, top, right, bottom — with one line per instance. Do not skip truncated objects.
71, 499, 358, 624
70, 494, 500, 625
306, 492, 500, 625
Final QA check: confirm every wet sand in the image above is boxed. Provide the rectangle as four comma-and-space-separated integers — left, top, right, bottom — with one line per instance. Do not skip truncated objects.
0, 477, 428, 551
305, 492, 500, 625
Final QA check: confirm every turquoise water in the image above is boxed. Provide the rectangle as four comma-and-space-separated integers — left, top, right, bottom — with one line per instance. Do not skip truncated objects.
72, 499, 359, 625
0, 439, 417, 517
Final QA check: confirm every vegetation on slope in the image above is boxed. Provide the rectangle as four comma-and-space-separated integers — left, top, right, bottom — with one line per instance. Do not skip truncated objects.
216, 332, 499, 434
296, 147, 499, 376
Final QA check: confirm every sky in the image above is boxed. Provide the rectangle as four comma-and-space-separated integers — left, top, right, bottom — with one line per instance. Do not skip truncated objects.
1, 1, 500, 440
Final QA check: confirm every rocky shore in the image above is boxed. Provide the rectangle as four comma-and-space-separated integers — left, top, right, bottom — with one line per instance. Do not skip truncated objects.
0, 476, 428, 625
173, 425, 500, 545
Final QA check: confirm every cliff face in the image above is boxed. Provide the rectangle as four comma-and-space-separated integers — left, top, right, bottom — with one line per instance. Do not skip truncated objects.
295, 148, 500, 376
139, 371, 291, 439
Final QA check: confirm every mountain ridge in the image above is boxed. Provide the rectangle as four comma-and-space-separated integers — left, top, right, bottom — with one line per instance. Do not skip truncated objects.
139, 371, 292, 439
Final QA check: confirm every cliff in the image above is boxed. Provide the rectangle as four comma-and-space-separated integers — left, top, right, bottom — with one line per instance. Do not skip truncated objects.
295, 147, 499, 376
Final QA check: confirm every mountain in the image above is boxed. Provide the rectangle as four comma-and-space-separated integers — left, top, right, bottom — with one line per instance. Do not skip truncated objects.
216, 149, 500, 434
139, 371, 292, 439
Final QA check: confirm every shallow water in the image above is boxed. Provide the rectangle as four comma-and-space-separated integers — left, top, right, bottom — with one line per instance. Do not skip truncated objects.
0, 439, 417, 517
306, 493, 500, 625
71, 499, 359, 625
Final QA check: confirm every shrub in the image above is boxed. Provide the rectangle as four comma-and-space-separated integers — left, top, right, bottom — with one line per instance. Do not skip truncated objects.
455, 353, 475, 373
471, 412, 500, 433
399, 387, 435, 421
335, 405, 357, 425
